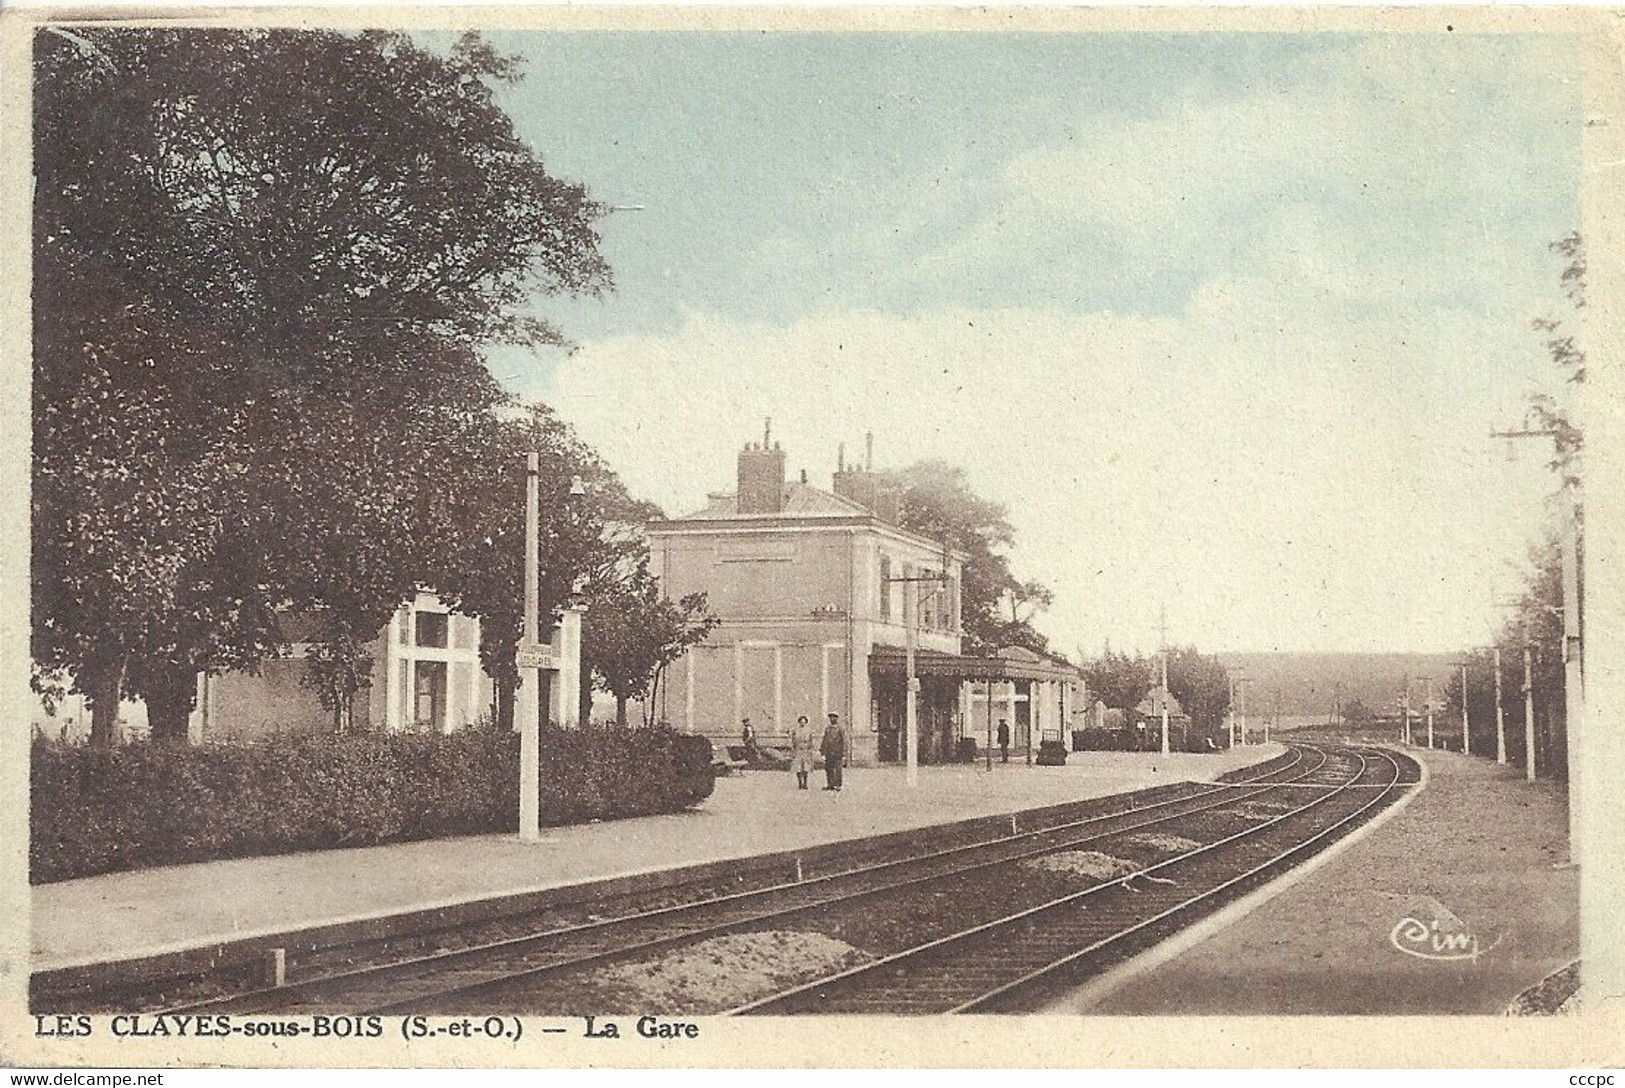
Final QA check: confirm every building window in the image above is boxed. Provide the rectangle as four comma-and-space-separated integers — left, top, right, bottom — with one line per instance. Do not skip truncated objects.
414, 660, 447, 731
414, 611, 449, 648
879, 554, 891, 620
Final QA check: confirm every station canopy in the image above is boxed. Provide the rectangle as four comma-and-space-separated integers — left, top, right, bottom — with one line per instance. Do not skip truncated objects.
869, 645, 1079, 683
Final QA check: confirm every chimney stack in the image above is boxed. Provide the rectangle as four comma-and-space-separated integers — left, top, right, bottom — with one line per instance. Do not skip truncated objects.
737, 429, 787, 515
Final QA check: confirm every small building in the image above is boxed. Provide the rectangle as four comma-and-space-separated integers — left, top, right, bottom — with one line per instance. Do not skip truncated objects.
34, 591, 584, 743
647, 426, 1079, 764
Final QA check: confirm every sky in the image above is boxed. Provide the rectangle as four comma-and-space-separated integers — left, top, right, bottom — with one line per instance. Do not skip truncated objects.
475, 30, 1581, 656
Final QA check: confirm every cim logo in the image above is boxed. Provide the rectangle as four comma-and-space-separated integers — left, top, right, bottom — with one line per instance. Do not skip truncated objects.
1386, 895, 1500, 963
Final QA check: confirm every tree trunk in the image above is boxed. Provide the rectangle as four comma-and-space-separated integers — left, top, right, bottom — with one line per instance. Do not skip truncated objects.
87, 657, 126, 748
615, 695, 629, 728
578, 668, 592, 729
144, 663, 197, 744
494, 675, 515, 732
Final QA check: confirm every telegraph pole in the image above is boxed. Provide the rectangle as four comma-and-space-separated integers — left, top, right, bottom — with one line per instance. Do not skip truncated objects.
1237, 677, 1251, 747
1158, 605, 1170, 756
1419, 675, 1434, 750
1492, 423, 1583, 856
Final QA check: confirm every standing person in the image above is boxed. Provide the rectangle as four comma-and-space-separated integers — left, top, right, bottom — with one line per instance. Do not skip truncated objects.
997, 718, 1010, 763
741, 718, 757, 763
789, 715, 815, 790
821, 713, 848, 791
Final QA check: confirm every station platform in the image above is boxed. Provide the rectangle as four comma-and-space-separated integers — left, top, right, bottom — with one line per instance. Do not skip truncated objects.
1056, 744, 1578, 1016
32, 744, 1283, 975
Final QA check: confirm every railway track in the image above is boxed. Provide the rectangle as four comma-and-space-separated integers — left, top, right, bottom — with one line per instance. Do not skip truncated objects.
733, 743, 1412, 1014
160, 745, 1331, 1015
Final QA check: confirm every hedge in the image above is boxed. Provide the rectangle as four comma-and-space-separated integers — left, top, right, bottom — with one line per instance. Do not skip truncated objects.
31, 725, 715, 884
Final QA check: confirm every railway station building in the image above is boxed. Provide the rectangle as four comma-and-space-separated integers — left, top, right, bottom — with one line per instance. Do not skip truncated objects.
646, 429, 1082, 764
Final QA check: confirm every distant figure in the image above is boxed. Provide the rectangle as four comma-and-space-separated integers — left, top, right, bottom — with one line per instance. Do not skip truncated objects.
997, 719, 1010, 763
790, 714, 815, 790
741, 718, 758, 762
821, 713, 848, 791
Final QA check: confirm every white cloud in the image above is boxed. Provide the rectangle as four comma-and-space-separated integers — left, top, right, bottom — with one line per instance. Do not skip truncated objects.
550, 281, 1564, 657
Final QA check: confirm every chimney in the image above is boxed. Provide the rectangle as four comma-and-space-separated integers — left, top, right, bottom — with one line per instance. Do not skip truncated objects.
737, 431, 786, 515
800, 468, 808, 484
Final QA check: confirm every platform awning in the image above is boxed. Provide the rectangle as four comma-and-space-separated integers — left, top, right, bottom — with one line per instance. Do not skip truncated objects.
869, 645, 1078, 683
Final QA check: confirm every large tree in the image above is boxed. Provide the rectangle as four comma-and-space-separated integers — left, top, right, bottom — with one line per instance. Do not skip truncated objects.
1081, 648, 1154, 713
1165, 646, 1232, 732
886, 461, 1052, 654
33, 28, 611, 742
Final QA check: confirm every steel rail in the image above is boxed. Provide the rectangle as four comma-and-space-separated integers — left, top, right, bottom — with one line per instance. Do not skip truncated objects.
355, 746, 1328, 1014
164, 746, 1312, 1015
730, 744, 1404, 1015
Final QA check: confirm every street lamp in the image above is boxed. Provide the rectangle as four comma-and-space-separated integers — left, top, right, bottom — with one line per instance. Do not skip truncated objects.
884, 565, 950, 788
517, 458, 585, 844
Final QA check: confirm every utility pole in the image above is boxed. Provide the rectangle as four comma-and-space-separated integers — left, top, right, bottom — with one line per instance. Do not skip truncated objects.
1227, 671, 1239, 746
905, 575, 918, 789
1418, 676, 1434, 750
1460, 661, 1471, 756
1523, 622, 1536, 783
1494, 646, 1508, 765
1237, 677, 1251, 747
1492, 423, 1583, 857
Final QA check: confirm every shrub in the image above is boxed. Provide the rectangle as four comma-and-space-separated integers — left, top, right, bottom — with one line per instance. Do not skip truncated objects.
31, 726, 715, 884
1070, 727, 1134, 751
1036, 740, 1068, 766
954, 737, 979, 763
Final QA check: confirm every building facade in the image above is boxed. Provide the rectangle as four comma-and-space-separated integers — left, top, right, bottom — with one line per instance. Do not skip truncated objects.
34, 592, 584, 743
648, 430, 1080, 765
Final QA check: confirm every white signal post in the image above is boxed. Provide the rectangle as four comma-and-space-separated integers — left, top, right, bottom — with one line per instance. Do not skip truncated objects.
1522, 624, 1536, 783
518, 451, 542, 842
1494, 647, 1508, 765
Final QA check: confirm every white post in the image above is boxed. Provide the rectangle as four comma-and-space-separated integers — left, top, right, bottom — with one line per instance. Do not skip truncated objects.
1494, 647, 1508, 765
1523, 635, 1536, 783
905, 577, 918, 788
1461, 662, 1471, 756
518, 451, 542, 843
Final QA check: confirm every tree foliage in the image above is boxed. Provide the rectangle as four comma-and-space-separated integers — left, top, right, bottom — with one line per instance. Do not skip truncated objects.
583, 568, 718, 728
886, 460, 1052, 654
32, 28, 611, 743
1165, 646, 1231, 731
1081, 648, 1154, 713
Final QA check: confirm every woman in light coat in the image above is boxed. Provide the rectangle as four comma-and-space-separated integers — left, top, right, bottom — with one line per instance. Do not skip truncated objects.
789, 715, 815, 790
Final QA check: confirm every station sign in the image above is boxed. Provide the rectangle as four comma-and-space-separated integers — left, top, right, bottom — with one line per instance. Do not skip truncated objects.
516, 644, 557, 670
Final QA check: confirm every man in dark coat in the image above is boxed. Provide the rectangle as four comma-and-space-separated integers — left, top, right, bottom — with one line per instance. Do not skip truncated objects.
997, 718, 1010, 763
820, 713, 848, 791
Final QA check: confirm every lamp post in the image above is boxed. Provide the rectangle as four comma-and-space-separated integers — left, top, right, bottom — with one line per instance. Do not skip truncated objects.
885, 566, 949, 788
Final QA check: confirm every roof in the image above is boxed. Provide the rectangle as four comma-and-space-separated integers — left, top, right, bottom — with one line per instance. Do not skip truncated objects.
672, 483, 872, 521
650, 483, 969, 562
870, 645, 1079, 683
